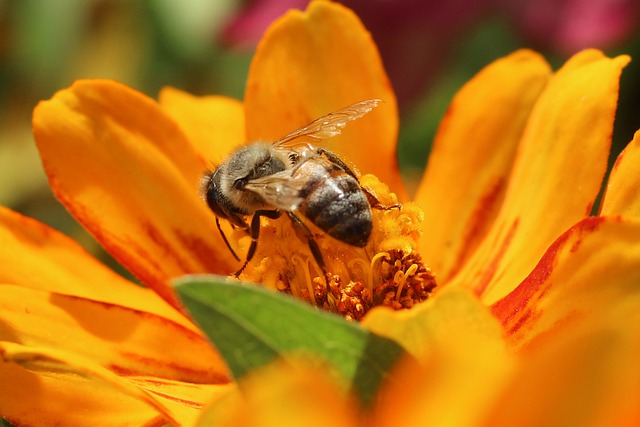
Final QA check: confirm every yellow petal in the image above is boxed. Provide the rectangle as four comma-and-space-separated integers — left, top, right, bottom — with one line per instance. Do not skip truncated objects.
448, 50, 629, 304
0, 206, 194, 330
0, 284, 228, 383
129, 376, 233, 427
366, 290, 512, 427
363, 288, 504, 362
600, 130, 640, 216
364, 290, 512, 426
196, 358, 356, 427
158, 87, 245, 166
244, 1, 406, 199
0, 341, 173, 426
493, 216, 640, 352
415, 50, 551, 282
32, 79, 238, 308
484, 298, 640, 427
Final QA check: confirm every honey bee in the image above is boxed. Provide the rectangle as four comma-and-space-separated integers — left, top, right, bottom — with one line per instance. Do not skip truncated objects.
202, 99, 397, 278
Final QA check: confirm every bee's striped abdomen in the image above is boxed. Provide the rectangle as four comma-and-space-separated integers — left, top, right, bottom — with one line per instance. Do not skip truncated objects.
296, 160, 372, 247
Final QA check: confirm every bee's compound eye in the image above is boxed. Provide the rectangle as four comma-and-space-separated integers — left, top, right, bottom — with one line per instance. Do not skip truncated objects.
204, 176, 230, 220
233, 178, 247, 189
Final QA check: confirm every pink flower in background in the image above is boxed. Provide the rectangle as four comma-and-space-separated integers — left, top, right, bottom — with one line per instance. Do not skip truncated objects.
222, 0, 640, 110
504, 0, 640, 54
222, 0, 309, 49
223, 0, 490, 110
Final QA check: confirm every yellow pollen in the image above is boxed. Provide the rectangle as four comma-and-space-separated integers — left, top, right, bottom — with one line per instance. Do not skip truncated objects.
236, 174, 438, 320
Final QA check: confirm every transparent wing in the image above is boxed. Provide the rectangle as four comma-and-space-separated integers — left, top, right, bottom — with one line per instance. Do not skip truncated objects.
273, 99, 381, 148
243, 171, 306, 211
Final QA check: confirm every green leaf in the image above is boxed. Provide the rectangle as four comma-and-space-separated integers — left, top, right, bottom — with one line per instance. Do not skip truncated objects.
174, 275, 407, 406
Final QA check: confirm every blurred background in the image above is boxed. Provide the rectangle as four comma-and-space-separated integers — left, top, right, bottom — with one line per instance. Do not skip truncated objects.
1, 0, 639, 261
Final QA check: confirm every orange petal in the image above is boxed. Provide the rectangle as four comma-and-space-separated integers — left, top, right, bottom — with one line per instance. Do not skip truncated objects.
374, 356, 512, 427
363, 288, 504, 362
158, 87, 245, 166
0, 206, 195, 330
196, 358, 356, 427
0, 341, 231, 426
0, 284, 228, 383
415, 50, 551, 282
368, 292, 512, 427
32, 79, 239, 308
492, 216, 640, 352
244, 1, 406, 199
484, 299, 640, 427
600, 130, 640, 216
0, 341, 173, 426
129, 376, 232, 427
447, 50, 629, 304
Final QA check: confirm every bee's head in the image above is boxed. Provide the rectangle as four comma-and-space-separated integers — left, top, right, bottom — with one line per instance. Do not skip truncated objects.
202, 167, 248, 229
206, 143, 292, 215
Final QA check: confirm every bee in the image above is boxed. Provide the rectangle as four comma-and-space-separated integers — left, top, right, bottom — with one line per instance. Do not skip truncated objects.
202, 99, 397, 278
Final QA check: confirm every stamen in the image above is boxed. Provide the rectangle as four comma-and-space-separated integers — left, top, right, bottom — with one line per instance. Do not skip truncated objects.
373, 250, 437, 310
370, 251, 391, 269
393, 270, 406, 303
292, 255, 316, 305
395, 263, 419, 301
369, 251, 391, 289
234, 173, 438, 320
347, 257, 370, 289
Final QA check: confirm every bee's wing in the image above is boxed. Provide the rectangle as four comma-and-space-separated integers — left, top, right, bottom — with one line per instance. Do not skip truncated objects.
244, 171, 306, 211
273, 99, 381, 147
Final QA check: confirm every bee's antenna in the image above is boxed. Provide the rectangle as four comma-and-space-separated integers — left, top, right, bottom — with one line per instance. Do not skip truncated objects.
216, 217, 241, 262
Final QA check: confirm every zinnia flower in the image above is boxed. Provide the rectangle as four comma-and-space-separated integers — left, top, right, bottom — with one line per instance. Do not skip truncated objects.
2, 1, 640, 426
505, 0, 640, 55
222, 0, 640, 108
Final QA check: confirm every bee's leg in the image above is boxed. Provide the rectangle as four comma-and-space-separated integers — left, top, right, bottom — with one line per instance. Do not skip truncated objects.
216, 217, 240, 262
234, 210, 281, 277
285, 211, 335, 305
317, 147, 402, 210
286, 212, 328, 276
317, 147, 359, 179
363, 188, 402, 211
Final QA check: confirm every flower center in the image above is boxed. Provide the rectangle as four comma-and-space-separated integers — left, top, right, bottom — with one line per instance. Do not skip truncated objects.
234, 174, 437, 320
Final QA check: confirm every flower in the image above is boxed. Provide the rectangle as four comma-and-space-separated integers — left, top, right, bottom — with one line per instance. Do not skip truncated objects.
222, 0, 491, 109
0, 206, 231, 425
222, 0, 640, 109
2, 1, 640, 426
504, 0, 640, 55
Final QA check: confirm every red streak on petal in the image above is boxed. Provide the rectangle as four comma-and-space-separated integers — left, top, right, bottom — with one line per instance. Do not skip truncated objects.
143, 389, 205, 409
144, 224, 192, 274
46, 182, 183, 308
449, 177, 506, 279
174, 228, 234, 276
109, 231, 181, 310
472, 218, 519, 296
491, 216, 606, 337
569, 215, 606, 253
490, 243, 559, 336
54, 294, 228, 383
110, 353, 227, 385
